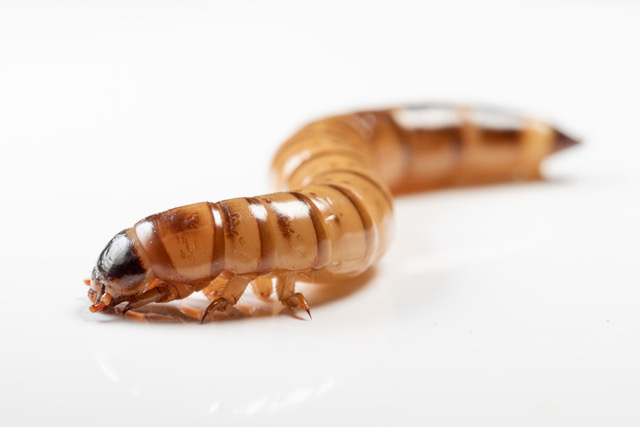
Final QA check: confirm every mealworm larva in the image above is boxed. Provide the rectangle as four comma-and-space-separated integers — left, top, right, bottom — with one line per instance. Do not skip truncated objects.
86, 103, 578, 322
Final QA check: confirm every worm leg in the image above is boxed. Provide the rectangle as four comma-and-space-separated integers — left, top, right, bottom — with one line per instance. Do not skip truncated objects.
122, 286, 173, 316
201, 275, 251, 323
251, 275, 274, 300
202, 271, 233, 301
275, 272, 311, 319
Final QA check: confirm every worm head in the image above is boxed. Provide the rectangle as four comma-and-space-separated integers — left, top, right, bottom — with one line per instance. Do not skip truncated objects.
87, 230, 152, 312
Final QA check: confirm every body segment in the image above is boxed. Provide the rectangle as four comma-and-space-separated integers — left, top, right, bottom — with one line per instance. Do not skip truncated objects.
87, 104, 578, 320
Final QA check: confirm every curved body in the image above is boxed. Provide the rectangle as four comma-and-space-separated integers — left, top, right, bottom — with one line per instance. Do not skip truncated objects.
87, 103, 577, 320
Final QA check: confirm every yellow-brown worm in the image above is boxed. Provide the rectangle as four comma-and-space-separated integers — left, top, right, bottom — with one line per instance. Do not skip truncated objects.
86, 103, 578, 322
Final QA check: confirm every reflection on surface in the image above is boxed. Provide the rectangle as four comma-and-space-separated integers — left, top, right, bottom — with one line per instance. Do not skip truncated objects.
85, 306, 366, 417
211, 378, 336, 414
83, 269, 383, 416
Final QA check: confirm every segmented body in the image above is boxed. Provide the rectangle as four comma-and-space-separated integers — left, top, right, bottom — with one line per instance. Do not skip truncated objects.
87, 104, 577, 319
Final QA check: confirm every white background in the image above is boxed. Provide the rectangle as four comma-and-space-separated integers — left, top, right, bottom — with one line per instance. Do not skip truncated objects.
1, 0, 639, 425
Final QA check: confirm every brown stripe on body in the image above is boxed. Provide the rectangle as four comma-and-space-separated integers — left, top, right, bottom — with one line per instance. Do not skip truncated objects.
412, 126, 465, 182
434, 126, 464, 157
216, 198, 261, 274
258, 192, 322, 271
280, 116, 371, 155
290, 192, 331, 269
210, 202, 226, 275
481, 129, 522, 147
385, 110, 413, 182
322, 183, 376, 270
219, 202, 238, 238
290, 148, 368, 177
457, 111, 526, 182
459, 106, 482, 151
477, 128, 522, 176
288, 153, 372, 190
277, 134, 372, 186
271, 201, 295, 239
246, 197, 277, 273
134, 217, 180, 284
387, 106, 468, 192
137, 203, 216, 284
273, 118, 370, 174
517, 118, 554, 180
311, 168, 393, 208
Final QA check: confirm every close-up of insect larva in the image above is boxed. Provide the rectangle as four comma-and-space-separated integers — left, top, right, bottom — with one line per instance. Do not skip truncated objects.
86, 103, 578, 323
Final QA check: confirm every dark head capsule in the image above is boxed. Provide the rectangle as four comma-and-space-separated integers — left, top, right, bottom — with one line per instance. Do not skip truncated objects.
96, 230, 147, 289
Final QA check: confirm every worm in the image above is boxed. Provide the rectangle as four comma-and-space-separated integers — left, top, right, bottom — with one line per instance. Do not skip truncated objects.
86, 103, 578, 322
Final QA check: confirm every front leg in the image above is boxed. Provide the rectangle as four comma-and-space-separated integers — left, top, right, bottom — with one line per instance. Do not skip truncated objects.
122, 285, 174, 315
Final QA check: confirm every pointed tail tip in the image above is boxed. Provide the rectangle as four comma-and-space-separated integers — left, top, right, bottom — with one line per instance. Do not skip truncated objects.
553, 129, 581, 153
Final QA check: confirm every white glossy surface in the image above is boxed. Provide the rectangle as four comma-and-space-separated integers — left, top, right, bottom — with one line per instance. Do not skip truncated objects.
1, 1, 639, 425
